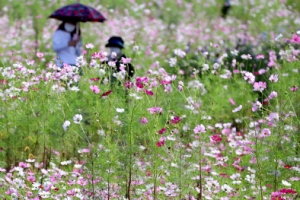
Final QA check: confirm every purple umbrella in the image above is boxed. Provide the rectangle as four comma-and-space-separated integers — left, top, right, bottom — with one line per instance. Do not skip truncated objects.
49, 3, 106, 23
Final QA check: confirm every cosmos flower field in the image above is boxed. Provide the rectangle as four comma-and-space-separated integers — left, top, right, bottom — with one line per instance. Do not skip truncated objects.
0, 0, 300, 199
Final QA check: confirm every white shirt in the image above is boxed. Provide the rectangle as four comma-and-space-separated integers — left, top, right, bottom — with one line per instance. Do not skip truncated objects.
52, 30, 82, 67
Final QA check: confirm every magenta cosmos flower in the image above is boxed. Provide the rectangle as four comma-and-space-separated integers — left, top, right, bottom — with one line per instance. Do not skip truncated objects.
140, 117, 148, 124
156, 137, 166, 147
171, 116, 181, 124
158, 127, 167, 134
144, 89, 154, 96
291, 34, 300, 44
101, 90, 112, 98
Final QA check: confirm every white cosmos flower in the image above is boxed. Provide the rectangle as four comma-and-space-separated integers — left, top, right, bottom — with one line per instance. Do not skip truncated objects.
282, 180, 291, 187
74, 164, 82, 169
99, 69, 106, 76
221, 184, 233, 193
169, 57, 177, 67
61, 160, 72, 165
73, 114, 82, 124
69, 86, 80, 92
85, 43, 94, 49
133, 45, 139, 52
275, 33, 283, 41
116, 108, 125, 113
232, 105, 242, 113
62, 120, 71, 131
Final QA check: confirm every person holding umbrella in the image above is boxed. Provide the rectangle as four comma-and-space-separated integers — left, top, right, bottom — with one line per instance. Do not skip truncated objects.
53, 20, 82, 68
49, 2, 106, 69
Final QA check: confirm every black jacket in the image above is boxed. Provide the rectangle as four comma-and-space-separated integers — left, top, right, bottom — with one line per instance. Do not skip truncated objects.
103, 54, 135, 81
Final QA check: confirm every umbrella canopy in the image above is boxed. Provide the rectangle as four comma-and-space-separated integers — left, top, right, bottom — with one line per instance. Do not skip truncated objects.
49, 3, 106, 22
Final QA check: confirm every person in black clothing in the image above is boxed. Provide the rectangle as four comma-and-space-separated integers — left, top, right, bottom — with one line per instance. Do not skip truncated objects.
221, 0, 231, 18
104, 36, 135, 83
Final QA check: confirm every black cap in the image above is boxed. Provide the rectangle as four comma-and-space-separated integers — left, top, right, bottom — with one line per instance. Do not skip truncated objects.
105, 36, 124, 49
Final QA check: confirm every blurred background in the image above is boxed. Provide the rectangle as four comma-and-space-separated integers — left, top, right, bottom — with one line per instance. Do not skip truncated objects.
0, 0, 299, 70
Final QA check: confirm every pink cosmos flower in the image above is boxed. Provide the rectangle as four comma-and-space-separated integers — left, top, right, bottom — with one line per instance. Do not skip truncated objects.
178, 81, 184, 91
258, 68, 267, 75
252, 101, 262, 112
250, 157, 257, 164
119, 64, 125, 71
67, 190, 76, 196
193, 124, 206, 134
147, 107, 163, 114
27, 175, 36, 182
270, 191, 283, 200
36, 52, 44, 58
232, 59, 236, 68
229, 98, 236, 105
267, 112, 279, 126
19, 162, 28, 168
77, 178, 88, 186
92, 52, 104, 59
260, 128, 271, 138
25, 60, 34, 66
269, 74, 278, 82
268, 51, 277, 67
290, 86, 298, 92
121, 57, 132, 64
90, 85, 100, 94
253, 81, 267, 92
26, 191, 33, 197
256, 54, 265, 59
268, 91, 277, 100
5, 188, 18, 195
160, 79, 172, 85
0, 79, 8, 85
140, 117, 148, 124
124, 81, 134, 89
244, 72, 255, 84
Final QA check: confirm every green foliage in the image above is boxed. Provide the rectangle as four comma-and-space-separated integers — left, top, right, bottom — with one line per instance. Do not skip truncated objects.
287, 0, 300, 12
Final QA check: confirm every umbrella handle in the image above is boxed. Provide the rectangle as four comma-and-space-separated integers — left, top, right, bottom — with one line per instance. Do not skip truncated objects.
73, 23, 80, 40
